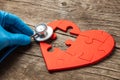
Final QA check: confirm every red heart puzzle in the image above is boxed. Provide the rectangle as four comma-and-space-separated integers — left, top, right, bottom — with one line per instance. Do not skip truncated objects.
40, 20, 115, 72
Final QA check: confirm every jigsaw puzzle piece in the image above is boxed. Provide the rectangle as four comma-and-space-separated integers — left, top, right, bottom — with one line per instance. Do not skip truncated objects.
80, 30, 109, 44
98, 36, 114, 53
48, 20, 81, 35
91, 35, 115, 62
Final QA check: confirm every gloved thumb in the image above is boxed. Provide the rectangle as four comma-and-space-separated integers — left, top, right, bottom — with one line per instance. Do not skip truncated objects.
9, 33, 31, 46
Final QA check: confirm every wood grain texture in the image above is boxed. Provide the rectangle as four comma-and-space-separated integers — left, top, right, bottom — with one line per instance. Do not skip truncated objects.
0, 0, 120, 80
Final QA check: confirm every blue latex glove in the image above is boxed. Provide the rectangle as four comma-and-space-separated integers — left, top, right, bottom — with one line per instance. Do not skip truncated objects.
0, 10, 33, 51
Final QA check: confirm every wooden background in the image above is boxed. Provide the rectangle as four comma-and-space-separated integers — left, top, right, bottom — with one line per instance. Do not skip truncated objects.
0, 0, 120, 80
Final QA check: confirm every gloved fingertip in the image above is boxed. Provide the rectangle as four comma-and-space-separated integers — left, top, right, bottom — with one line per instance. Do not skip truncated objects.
21, 35, 31, 45
27, 27, 34, 36
9, 34, 32, 46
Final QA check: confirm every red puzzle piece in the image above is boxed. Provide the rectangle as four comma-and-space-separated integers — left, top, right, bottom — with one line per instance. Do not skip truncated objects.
40, 20, 115, 72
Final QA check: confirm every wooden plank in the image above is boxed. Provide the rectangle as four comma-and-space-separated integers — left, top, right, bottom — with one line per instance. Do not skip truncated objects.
0, 0, 120, 80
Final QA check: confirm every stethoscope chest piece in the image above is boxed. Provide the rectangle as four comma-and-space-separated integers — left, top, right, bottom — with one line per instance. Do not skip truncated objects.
33, 24, 53, 41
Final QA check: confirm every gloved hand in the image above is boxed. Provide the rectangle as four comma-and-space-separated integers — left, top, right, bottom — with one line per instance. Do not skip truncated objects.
0, 10, 33, 51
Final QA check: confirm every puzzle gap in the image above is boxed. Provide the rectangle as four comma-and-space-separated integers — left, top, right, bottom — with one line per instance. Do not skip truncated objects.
55, 26, 77, 38
47, 28, 77, 52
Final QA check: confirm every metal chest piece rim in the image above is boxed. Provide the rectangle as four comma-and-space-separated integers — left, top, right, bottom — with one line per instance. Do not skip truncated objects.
33, 23, 53, 41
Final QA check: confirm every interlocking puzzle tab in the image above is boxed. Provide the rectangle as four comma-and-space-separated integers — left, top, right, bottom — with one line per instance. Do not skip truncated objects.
39, 20, 115, 72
